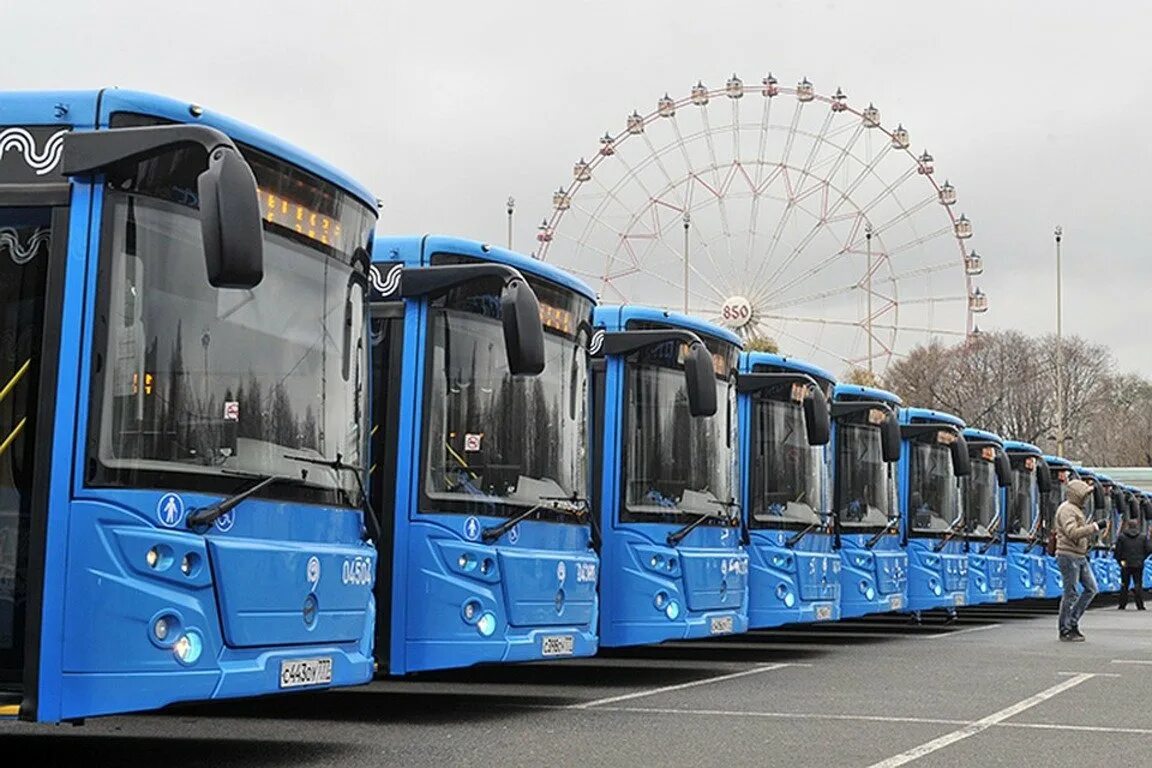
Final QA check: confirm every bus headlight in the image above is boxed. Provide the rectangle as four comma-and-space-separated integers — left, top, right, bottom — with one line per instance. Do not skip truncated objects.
665, 600, 681, 620
463, 600, 482, 623
654, 591, 668, 610
476, 612, 497, 637
154, 617, 171, 642
173, 631, 203, 665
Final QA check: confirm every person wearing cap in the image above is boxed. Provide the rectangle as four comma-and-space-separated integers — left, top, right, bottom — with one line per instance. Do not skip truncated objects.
1055, 478, 1107, 641
1114, 518, 1152, 610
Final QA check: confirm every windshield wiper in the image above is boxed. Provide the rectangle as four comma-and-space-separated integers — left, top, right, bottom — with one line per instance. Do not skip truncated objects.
933, 520, 967, 552
979, 520, 1002, 553
186, 470, 303, 528
283, 452, 382, 543
865, 516, 900, 548
667, 499, 739, 547
785, 518, 826, 548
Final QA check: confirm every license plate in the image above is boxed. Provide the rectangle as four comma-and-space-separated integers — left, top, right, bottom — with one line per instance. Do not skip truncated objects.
279, 657, 332, 689
889, 594, 903, 610
710, 616, 735, 635
814, 604, 833, 621
953, 593, 966, 606
994, 590, 1006, 603
541, 635, 575, 657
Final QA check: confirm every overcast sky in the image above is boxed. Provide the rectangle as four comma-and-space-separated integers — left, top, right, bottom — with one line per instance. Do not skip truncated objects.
7, 1, 1152, 375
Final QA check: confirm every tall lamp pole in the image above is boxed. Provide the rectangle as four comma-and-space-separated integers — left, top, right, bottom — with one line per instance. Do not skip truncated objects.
506, 196, 515, 250
1055, 225, 1065, 457
865, 223, 874, 375
682, 211, 691, 314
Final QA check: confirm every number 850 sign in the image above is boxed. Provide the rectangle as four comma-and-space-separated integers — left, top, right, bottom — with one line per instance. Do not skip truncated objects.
720, 296, 753, 328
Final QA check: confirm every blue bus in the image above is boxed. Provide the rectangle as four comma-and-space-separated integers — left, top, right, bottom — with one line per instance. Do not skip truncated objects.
1141, 492, 1152, 590
591, 306, 747, 646
367, 236, 599, 673
829, 384, 905, 618
1, 90, 380, 722
899, 407, 971, 614
737, 352, 835, 627
1040, 455, 1079, 597
960, 428, 1011, 605
1001, 441, 1051, 600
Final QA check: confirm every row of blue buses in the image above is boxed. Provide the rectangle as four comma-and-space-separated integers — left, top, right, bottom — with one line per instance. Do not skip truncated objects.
4, 88, 1144, 725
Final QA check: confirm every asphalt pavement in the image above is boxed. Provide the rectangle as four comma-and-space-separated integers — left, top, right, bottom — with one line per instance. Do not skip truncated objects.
4, 595, 1151, 767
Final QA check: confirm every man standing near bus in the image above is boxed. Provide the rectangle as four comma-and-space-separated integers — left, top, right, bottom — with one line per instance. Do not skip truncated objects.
1055, 479, 1106, 641
1114, 519, 1151, 610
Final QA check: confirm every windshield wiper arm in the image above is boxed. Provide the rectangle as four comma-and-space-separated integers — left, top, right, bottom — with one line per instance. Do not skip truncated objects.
933, 520, 967, 551
283, 452, 382, 543
186, 472, 299, 528
481, 495, 592, 544
667, 499, 739, 547
785, 519, 825, 548
865, 516, 900, 548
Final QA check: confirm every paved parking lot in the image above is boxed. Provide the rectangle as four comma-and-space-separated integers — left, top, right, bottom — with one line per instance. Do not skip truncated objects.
4, 595, 1151, 767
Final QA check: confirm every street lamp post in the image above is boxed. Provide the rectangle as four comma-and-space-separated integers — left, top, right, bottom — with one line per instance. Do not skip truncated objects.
682, 211, 691, 314
506, 196, 515, 250
1054, 225, 1065, 457
865, 222, 874, 375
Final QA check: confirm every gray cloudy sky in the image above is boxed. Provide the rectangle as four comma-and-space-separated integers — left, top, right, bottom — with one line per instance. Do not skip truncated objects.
7, 1, 1152, 374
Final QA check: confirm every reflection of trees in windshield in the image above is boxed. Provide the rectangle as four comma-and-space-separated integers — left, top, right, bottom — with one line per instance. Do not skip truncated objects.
625, 366, 732, 518
963, 460, 1000, 536
909, 442, 960, 533
836, 423, 893, 528
96, 195, 366, 502
750, 399, 821, 525
1006, 468, 1035, 538
423, 293, 588, 514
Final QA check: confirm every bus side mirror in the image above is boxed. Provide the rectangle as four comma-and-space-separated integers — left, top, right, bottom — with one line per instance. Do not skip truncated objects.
683, 342, 718, 417
881, 413, 902, 463
994, 452, 1012, 487
500, 277, 546, 376
803, 387, 830, 446
1092, 484, 1106, 509
198, 147, 264, 289
951, 435, 971, 477
1036, 461, 1053, 494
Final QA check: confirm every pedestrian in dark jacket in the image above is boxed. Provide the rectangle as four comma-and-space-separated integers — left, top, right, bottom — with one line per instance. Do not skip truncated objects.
1114, 519, 1152, 610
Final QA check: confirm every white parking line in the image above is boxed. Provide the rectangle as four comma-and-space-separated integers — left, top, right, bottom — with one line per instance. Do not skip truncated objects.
919, 623, 1001, 640
568, 663, 795, 709
1110, 659, 1152, 665
864, 673, 1096, 768
1001, 721, 1152, 736
589, 705, 968, 727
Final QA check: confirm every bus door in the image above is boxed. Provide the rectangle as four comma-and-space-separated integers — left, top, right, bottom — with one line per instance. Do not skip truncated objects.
0, 126, 70, 713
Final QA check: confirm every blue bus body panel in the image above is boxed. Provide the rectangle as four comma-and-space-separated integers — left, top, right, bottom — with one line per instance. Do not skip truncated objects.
5, 91, 378, 721
962, 428, 1007, 606
831, 385, 907, 617
375, 236, 599, 674
739, 353, 839, 627
900, 409, 968, 611
1002, 441, 1047, 600
594, 307, 747, 646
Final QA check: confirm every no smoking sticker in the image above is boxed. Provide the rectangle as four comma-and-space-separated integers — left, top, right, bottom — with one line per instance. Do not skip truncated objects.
464, 433, 483, 452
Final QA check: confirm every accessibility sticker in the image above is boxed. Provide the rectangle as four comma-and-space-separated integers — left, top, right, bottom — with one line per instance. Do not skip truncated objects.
157, 493, 184, 528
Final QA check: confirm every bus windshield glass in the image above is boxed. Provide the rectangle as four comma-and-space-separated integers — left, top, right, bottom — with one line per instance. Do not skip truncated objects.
1005, 466, 1036, 539
750, 397, 822, 526
909, 440, 960, 533
836, 421, 894, 528
963, 458, 1000, 537
422, 271, 592, 516
623, 335, 738, 521
89, 143, 376, 506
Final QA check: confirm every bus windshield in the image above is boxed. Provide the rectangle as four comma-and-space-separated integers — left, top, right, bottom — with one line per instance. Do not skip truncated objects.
909, 441, 960, 533
750, 398, 822, 526
836, 422, 894, 528
422, 276, 592, 516
623, 338, 737, 521
1005, 466, 1036, 539
89, 147, 376, 506
963, 459, 1000, 537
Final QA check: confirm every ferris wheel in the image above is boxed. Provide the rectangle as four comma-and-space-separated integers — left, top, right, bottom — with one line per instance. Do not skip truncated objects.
535, 74, 987, 374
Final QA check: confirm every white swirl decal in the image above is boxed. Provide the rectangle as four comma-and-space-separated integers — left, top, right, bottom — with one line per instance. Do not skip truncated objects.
589, 329, 606, 355
0, 227, 50, 265
0, 128, 68, 175
369, 263, 402, 297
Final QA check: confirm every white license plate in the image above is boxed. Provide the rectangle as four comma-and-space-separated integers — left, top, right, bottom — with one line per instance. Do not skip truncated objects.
710, 616, 735, 635
279, 657, 332, 689
953, 593, 966, 606
994, 590, 1006, 603
541, 635, 575, 657
814, 604, 833, 621
889, 594, 903, 610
